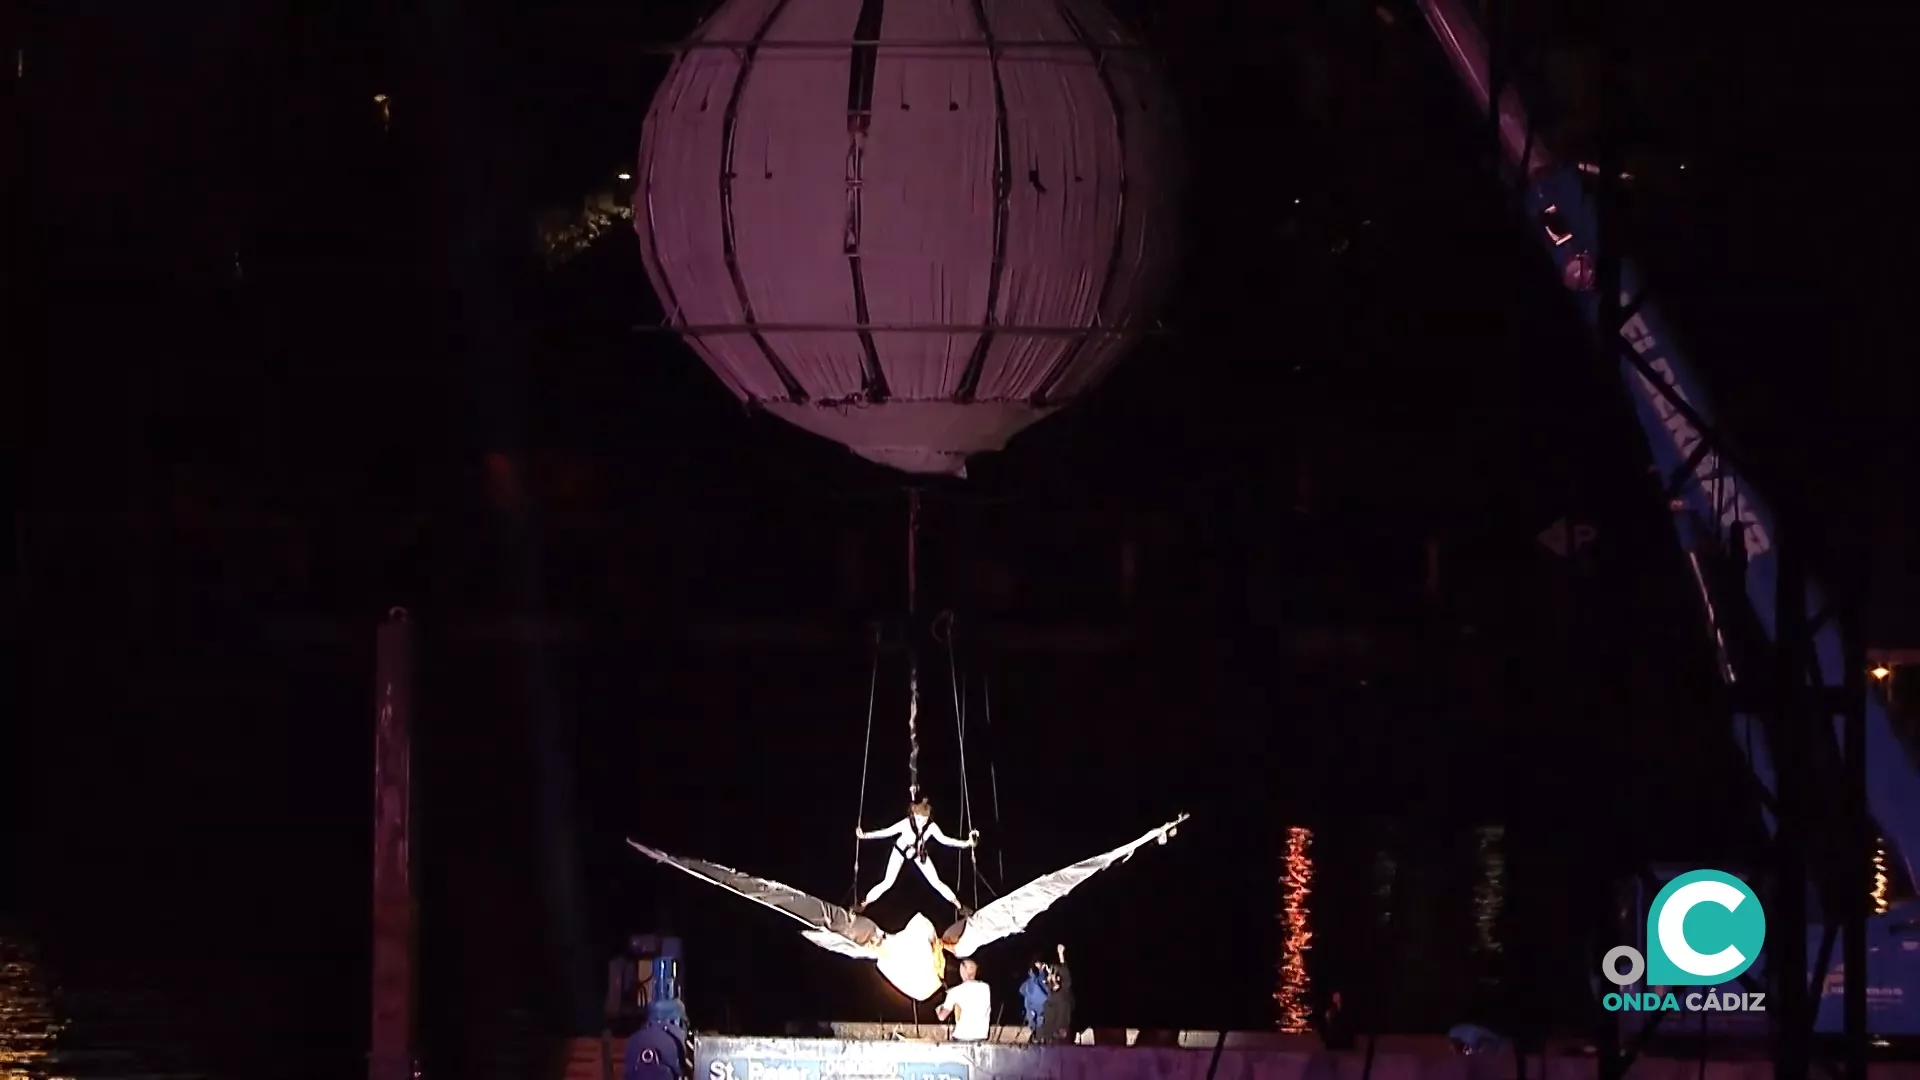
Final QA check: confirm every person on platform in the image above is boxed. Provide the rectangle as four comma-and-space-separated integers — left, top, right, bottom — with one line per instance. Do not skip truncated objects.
854, 799, 978, 914
1037, 943, 1074, 1044
1018, 956, 1052, 1038
1447, 1022, 1508, 1057
936, 959, 992, 1043
1315, 990, 1355, 1050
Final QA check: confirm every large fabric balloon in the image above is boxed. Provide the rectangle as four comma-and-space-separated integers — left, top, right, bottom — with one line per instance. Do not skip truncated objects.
635, 0, 1183, 476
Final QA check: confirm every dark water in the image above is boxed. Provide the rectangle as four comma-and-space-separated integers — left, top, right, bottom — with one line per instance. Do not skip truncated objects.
0, 925, 367, 1080
0, 937, 64, 1078
1270, 825, 1505, 1033
2, 824, 1534, 1079
0, 932, 215, 1080
4, 560, 1760, 1076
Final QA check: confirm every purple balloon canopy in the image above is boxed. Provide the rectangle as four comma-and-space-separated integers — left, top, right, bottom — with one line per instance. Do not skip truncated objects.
635, 0, 1183, 476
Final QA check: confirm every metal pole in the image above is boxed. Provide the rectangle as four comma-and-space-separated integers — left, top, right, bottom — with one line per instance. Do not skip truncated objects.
370, 609, 417, 1080
1844, 622, 1869, 1080
1773, 548, 1810, 1080
1591, 17, 1628, 1080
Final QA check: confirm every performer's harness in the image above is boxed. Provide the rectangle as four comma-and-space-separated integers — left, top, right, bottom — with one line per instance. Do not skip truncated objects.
896, 816, 935, 862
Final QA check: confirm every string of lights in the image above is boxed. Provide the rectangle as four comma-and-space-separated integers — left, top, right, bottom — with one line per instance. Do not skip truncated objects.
1276, 826, 1315, 1033
1873, 837, 1890, 916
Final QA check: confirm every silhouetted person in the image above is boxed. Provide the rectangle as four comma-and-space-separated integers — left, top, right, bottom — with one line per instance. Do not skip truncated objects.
1316, 990, 1356, 1050
1037, 944, 1074, 1043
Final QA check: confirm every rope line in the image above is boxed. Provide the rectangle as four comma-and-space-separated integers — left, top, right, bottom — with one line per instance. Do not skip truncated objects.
852, 623, 881, 902
907, 672, 921, 806
906, 489, 922, 806
983, 676, 1005, 886
938, 610, 983, 910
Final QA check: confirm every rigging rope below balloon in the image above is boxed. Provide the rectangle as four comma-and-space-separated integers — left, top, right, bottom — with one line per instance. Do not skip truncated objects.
939, 610, 985, 907
906, 487, 921, 806
852, 624, 881, 902
983, 676, 1004, 887
907, 668, 921, 806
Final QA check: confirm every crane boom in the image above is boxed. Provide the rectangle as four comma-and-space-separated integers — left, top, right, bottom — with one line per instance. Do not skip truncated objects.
1413, 0, 1920, 1035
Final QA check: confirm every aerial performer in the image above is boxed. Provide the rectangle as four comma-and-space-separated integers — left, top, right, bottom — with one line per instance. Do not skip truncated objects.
854, 799, 978, 915
626, 814, 1189, 1002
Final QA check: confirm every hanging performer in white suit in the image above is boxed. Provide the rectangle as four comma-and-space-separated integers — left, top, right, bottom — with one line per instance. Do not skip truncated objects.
626, 814, 1188, 1002
854, 799, 977, 914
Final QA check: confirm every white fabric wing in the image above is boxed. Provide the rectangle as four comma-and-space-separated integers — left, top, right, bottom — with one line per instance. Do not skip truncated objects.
800, 930, 877, 960
626, 840, 883, 960
951, 814, 1189, 958
627, 840, 833, 932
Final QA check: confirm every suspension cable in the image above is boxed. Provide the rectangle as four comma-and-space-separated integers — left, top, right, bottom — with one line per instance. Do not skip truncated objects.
906, 488, 922, 806
852, 623, 881, 900
983, 676, 1005, 886
935, 610, 981, 908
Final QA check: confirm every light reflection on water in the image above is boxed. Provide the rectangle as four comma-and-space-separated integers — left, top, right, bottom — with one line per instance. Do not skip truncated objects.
1373, 848, 1397, 929
0, 936, 66, 1080
0, 935, 227, 1080
1472, 825, 1505, 987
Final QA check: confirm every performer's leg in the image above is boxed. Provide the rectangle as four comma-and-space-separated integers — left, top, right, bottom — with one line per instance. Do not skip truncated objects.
911, 857, 962, 907
862, 849, 906, 907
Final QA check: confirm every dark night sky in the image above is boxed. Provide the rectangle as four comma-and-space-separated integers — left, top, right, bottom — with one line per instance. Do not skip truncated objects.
6, 0, 1920, 1073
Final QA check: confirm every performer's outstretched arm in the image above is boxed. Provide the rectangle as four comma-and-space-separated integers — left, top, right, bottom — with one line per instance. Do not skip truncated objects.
856, 819, 905, 842
927, 822, 978, 849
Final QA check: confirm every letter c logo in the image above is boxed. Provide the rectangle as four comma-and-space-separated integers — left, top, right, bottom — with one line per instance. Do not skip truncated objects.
1645, 870, 1766, 986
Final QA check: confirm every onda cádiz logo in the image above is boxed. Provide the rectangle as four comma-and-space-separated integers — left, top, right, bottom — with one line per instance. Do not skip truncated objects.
1601, 869, 1768, 1014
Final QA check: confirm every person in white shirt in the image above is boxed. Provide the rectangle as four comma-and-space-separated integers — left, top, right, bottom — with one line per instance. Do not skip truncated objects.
935, 959, 992, 1042
854, 799, 978, 914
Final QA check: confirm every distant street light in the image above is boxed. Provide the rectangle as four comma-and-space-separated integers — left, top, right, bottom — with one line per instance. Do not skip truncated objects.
1872, 665, 1893, 681
617, 172, 633, 181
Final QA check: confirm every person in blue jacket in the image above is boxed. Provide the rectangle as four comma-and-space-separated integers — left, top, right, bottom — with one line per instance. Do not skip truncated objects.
1019, 956, 1052, 1039
1447, 1023, 1507, 1057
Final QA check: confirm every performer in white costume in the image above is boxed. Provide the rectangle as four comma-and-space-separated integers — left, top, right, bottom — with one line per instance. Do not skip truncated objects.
626, 813, 1188, 1002
854, 799, 977, 913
